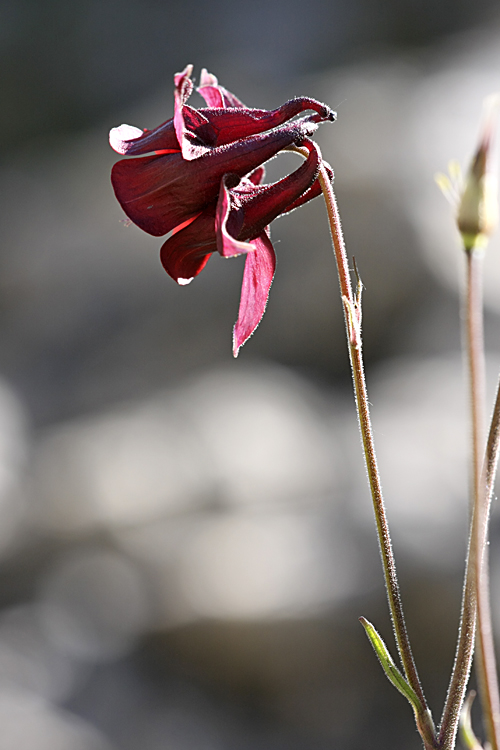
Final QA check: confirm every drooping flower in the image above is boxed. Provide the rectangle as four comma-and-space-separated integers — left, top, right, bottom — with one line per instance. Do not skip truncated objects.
110, 66, 335, 354
162, 139, 333, 355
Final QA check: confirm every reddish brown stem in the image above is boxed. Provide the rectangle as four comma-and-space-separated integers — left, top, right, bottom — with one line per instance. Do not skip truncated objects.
318, 165, 437, 750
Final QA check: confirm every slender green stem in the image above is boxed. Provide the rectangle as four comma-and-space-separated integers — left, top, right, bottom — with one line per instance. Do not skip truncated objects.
318, 166, 437, 750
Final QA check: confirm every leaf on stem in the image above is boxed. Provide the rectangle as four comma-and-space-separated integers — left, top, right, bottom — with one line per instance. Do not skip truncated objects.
460, 691, 485, 750
359, 616, 423, 713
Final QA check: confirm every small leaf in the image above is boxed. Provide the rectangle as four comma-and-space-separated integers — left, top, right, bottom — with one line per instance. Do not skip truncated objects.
460, 691, 484, 750
359, 617, 422, 713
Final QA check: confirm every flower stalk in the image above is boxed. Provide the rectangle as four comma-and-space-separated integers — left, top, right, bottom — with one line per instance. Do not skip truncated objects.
438, 94, 500, 750
463, 242, 500, 750
445, 318, 500, 750
317, 163, 437, 750
437, 248, 484, 750
477, 374, 500, 750
465, 109, 500, 750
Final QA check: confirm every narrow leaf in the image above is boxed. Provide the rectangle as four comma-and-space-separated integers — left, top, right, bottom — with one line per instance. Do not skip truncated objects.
460, 691, 484, 750
359, 617, 422, 713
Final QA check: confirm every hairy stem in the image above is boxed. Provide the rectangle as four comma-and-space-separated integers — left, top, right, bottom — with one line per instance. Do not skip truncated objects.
318, 165, 437, 750
439, 247, 500, 750
467, 249, 486, 517
466, 247, 500, 750
478, 374, 500, 750
466, 246, 500, 750
439, 498, 478, 750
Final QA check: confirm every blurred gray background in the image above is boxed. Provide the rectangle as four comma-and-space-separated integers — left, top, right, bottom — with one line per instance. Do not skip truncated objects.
1, 1, 500, 748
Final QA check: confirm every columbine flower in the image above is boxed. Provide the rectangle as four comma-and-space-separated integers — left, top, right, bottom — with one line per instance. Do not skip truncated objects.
437, 94, 499, 252
110, 66, 335, 354
161, 139, 333, 355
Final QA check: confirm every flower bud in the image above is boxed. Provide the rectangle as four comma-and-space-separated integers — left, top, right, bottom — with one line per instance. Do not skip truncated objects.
457, 94, 499, 252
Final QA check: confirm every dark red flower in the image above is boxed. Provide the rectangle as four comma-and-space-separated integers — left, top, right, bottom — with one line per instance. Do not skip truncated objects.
110, 66, 335, 355
161, 139, 333, 355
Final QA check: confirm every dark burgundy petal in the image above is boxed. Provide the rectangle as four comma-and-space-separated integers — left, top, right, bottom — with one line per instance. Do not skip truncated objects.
211, 119, 318, 178
197, 69, 246, 109
248, 165, 266, 185
233, 231, 276, 357
235, 139, 321, 240
175, 78, 332, 160
111, 152, 188, 236
196, 97, 335, 149
283, 177, 323, 212
159, 208, 216, 283
110, 67, 334, 159
182, 105, 218, 146
109, 64, 195, 157
283, 159, 334, 213
173, 65, 195, 109
196, 70, 225, 108
109, 97, 333, 158
109, 121, 180, 156
111, 122, 318, 237
216, 175, 254, 258
198, 69, 335, 129
174, 66, 219, 160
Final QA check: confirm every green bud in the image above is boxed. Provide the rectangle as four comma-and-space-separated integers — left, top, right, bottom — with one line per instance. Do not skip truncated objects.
457, 95, 499, 252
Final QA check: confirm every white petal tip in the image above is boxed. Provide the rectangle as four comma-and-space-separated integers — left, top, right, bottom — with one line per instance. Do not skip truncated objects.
177, 277, 194, 286
109, 124, 144, 153
179, 64, 193, 78
200, 68, 218, 87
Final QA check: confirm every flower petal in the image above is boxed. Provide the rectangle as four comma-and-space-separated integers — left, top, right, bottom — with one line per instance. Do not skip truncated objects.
159, 208, 216, 281
109, 124, 146, 154
198, 69, 246, 108
216, 175, 255, 258
198, 70, 336, 133
234, 139, 322, 241
111, 152, 188, 236
109, 97, 333, 158
248, 165, 266, 185
109, 120, 180, 156
172, 68, 332, 160
233, 232, 276, 357
174, 66, 218, 160
216, 141, 322, 259
111, 122, 317, 237
196, 98, 335, 150
110, 67, 335, 160
283, 159, 334, 213
173, 64, 194, 105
